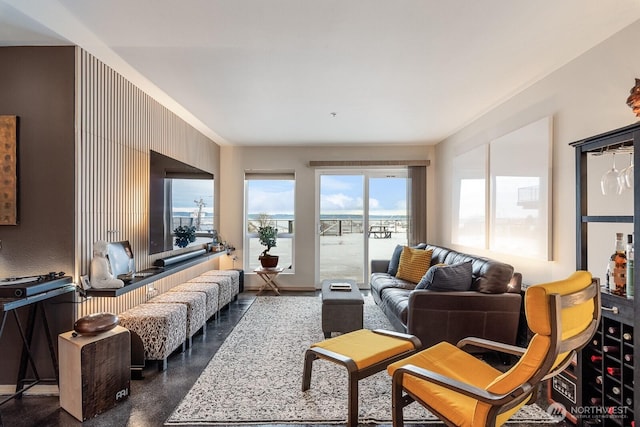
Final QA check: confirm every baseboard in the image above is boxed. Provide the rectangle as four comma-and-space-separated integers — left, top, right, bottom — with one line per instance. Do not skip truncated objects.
0, 384, 59, 396
246, 285, 316, 292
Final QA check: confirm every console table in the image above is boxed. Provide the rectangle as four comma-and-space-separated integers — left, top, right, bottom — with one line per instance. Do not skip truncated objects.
0, 278, 75, 405
86, 249, 228, 298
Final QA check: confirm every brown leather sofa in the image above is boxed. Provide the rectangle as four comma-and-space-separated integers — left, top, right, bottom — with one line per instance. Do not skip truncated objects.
370, 244, 522, 348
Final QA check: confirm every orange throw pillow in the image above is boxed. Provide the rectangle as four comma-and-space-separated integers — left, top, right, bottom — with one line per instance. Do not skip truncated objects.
396, 246, 433, 284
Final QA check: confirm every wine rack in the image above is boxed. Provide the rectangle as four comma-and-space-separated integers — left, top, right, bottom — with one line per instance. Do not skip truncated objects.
570, 124, 640, 427
579, 292, 634, 426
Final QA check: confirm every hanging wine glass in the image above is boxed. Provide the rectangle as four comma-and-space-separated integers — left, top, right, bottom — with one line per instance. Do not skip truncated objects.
618, 152, 632, 191
623, 151, 634, 189
601, 152, 622, 195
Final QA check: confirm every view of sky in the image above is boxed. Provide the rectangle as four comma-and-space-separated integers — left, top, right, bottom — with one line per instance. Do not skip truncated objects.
171, 179, 214, 214
320, 175, 407, 216
246, 175, 407, 217
169, 174, 408, 218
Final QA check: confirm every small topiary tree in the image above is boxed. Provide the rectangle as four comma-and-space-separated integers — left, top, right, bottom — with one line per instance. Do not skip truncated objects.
257, 225, 277, 257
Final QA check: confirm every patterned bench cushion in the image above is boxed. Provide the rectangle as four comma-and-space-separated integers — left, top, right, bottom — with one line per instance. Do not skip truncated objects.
119, 302, 187, 361
199, 270, 240, 294
147, 291, 207, 338
170, 282, 220, 320
188, 274, 236, 308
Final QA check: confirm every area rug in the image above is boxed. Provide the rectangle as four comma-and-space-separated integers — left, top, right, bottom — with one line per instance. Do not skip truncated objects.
166, 296, 555, 425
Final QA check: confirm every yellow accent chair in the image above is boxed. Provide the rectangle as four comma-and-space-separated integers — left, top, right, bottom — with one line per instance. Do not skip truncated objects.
387, 271, 600, 427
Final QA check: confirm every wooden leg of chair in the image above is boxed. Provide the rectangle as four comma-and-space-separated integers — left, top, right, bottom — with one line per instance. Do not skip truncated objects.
347, 372, 359, 427
392, 372, 404, 427
301, 350, 317, 391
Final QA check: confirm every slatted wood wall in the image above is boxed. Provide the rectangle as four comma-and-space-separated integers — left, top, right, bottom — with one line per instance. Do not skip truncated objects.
75, 49, 220, 318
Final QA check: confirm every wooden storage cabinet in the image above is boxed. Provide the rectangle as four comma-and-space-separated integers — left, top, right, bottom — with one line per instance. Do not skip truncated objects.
571, 123, 640, 427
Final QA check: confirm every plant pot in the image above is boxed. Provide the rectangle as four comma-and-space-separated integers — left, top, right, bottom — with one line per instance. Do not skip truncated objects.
259, 254, 279, 268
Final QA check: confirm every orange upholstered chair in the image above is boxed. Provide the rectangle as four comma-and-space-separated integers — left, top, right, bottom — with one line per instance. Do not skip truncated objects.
387, 271, 600, 427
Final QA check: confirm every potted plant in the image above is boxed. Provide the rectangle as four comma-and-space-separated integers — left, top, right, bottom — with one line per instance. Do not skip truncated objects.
174, 225, 197, 248
257, 225, 279, 268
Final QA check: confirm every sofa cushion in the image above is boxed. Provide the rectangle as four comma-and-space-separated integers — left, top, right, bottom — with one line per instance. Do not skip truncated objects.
425, 244, 514, 294
379, 287, 411, 325
416, 260, 473, 291
371, 273, 416, 294
396, 246, 433, 284
470, 261, 514, 294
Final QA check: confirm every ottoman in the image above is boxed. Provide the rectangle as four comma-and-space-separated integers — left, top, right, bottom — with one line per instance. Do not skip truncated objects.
188, 275, 236, 310
118, 302, 187, 371
170, 281, 220, 321
321, 279, 363, 338
147, 291, 207, 348
302, 329, 421, 427
199, 269, 241, 300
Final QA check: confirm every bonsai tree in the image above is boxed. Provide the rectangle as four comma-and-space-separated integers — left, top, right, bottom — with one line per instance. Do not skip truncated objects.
174, 225, 197, 248
257, 225, 277, 257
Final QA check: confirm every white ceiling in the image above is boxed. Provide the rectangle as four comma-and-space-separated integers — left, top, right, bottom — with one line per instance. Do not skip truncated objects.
2, 0, 640, 146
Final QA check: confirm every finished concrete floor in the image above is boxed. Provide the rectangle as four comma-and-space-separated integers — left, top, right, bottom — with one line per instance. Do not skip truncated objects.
0, 291, 567, 427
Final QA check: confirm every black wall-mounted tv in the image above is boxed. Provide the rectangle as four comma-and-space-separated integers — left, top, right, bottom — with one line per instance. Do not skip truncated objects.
149, 151, 214, 254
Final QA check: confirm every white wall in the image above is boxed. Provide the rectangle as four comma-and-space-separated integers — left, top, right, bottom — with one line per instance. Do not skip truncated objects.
434, 20, 640, 285
219, 144, 432, 290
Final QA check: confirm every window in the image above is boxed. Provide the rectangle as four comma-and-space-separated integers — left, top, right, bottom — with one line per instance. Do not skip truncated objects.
245, 172, 295, 271
149, 150, 214, 254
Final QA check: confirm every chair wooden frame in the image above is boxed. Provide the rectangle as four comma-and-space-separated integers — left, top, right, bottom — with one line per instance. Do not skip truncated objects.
391, 279, 601, 427
302, 329, 421, 427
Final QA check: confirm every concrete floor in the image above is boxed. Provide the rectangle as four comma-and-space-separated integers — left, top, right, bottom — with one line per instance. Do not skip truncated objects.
0, 291, 566, 427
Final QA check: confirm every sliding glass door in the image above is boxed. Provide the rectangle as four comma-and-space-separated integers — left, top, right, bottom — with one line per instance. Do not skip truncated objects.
318, 174, 365, 284
367, 175, 408, 269
317, 170, 407, 287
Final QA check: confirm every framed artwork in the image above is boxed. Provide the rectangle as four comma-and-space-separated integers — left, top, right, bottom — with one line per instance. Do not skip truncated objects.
451, 116, 553, 261
80, 275, 91, 290
0, 115, 17, 225
489, 116, 553, 260
451, 144, 487, 248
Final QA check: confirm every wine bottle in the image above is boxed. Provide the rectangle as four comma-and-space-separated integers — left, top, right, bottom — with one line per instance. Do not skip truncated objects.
624, 353, 633, 362
592, 338, 600, 347
623, 332, 633, 341
612, 386, 621, 395
595, 375, 603, 384
609, 233, 627, 295
589, 397, 602, 405
625, 397, 633, 406
627, 233, 634, 298
608, 326, 620, 335
603, 345, 620, 354
591, 355, 603, 363
607, 366, 621, 376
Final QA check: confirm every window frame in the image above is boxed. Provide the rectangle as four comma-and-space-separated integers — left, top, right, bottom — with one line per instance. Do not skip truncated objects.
244, 172, 295, 272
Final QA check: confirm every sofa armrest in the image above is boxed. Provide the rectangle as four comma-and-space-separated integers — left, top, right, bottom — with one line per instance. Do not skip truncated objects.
507, 272, 522, 293
371, 259, 390, 274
